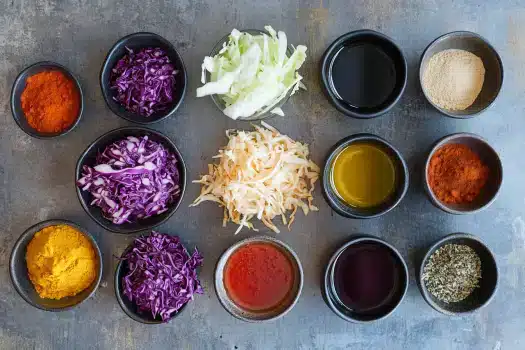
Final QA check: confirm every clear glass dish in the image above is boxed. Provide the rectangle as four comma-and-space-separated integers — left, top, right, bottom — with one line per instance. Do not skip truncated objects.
204, 29, 295, 121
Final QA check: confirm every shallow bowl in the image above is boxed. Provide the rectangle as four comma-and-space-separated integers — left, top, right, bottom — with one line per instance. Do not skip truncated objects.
214, 236, 303, 322
322, 133, 409, 219
418, 233, 498, 315
100, 32, 187, 124
75, 126, 186, 234
419, 31, 503, 118
114, 241, 188, 324
321, 29, 407, 118
9, 219, 103, 311
11, 61, 84, 138
423, 133, 503, 214
323, 235, 409, 323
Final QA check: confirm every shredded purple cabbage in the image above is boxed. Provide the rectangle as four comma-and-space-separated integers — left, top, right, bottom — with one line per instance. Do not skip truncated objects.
111, 47, 177, 117
121, 232, 203, 322
77, 135, 181, 224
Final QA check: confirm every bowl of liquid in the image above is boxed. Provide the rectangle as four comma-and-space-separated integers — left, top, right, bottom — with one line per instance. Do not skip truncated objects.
322, 134, 409, 218
214, 236, 303, 322
321, 30, 407, 118
323, 235, 409, 323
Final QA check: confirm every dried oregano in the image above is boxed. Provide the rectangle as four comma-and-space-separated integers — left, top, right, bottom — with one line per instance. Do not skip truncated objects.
422, 244, 481, 303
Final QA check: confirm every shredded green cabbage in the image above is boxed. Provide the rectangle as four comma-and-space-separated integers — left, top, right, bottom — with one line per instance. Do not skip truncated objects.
197, 26, 307, 120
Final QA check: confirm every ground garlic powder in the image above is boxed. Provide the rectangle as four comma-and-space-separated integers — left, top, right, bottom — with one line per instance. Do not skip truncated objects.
422, 49, 485, 111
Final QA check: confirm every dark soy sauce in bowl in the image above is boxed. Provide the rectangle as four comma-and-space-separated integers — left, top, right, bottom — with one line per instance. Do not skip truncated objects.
330, 43, 397, 109
333, 242, 400, 312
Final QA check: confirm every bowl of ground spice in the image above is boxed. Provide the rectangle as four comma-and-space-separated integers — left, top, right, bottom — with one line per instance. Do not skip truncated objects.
419, 31, 503, 118
418, 233, 498, 315
11, 61, 83, 138
9, 219, 102, 311
424, 133, 502, 214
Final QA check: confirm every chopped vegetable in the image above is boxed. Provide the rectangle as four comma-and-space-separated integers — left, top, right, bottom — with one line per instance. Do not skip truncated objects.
111, 47, 177, 117
77, 136, 181, 224
197, 26, 307, 120
191, 122, 319, 234
121, 232, 203, 322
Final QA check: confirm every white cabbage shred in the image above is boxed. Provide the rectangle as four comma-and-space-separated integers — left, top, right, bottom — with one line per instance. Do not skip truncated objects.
190, 122, 319, 234
196, 26, 307, 120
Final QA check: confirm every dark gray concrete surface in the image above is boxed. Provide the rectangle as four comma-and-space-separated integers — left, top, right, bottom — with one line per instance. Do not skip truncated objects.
0, 0, 524, 349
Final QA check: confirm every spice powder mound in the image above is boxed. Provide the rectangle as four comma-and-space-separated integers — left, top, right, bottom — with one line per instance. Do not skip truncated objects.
422, 244, 481, 303
427, 144, 489, 204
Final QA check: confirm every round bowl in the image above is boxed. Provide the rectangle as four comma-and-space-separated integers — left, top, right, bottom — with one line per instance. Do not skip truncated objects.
9, 219, 103, 311
321, 30, 407, 118
204, 29, 294, 121
215, 236, 303, 322
419, 31, 503, 118
424, 133, 503, 214
322, 133, 409, 219
11, 61, 84, 139
75, 126, 186, 234
100, 32, 187, 124
323, 235, 409, 323
114, 241, 188, 324
418, 233, 498, 315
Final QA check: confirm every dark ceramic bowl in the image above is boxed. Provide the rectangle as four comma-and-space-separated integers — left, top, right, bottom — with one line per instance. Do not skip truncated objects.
424, 133, 503, 214
100, 32, 187, 124
9, 219, 103, 311
215, 236, 303, 322
419, 31, 503, 118
114, 241, 188, 324
418, 233, 498, 315
321, 30, 407, 118
75, 127, 186, 234
322, 134, 409, 218
323, 235, 409, 323
11, 61, 84, 138
204, 29, 294, 121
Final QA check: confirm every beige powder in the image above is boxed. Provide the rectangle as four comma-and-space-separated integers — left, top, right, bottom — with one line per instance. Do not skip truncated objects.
422, 49, 485, 111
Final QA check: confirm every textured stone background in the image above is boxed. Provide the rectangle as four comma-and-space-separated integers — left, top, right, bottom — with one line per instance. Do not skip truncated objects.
0, 0, 524, 349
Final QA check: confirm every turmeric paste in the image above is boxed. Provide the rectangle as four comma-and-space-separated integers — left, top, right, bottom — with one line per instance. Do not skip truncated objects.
20, 70, 80, 133
26, 224, 97, 299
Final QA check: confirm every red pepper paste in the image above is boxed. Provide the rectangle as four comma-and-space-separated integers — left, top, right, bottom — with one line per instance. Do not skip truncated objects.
224, 243, 294, 312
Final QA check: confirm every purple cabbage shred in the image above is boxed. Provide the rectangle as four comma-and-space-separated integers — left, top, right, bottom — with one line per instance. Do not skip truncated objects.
111, 47, 177, 117
77, 135, 181, 224
122, 232, 203, 322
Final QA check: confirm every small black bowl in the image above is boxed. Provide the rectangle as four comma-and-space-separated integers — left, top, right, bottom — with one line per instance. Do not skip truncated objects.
9, 219, 103, 311
423, 133, 503, 214
11, 61, 84, 138
75, 126, 186, 234
114, 240, 188, 324
322, 134, 409, 218
321, 30, 407, 118
100, 32, 187, 124
418, 233, 498, 315
419, 31, 503, 118
323, 235, 409, 323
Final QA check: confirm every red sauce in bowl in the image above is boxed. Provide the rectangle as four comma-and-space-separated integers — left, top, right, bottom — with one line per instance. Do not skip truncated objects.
224, 242, 294, 312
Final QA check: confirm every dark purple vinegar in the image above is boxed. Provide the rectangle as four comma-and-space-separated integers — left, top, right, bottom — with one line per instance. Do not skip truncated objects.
333, 243, 399, 312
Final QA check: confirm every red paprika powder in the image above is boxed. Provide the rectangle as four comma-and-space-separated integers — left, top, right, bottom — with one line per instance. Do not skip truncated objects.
427, 144, 489, 204
21, 70, 80, 133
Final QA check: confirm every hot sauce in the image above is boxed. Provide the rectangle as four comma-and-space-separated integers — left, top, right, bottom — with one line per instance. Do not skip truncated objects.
224, 243, 294, 312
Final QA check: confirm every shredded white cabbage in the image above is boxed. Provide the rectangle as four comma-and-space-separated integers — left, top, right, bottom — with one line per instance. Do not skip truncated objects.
196, 26, 307, 120
190, 122, 319, 234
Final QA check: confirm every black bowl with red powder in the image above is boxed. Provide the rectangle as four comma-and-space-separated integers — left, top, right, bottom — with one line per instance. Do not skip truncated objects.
323, 235, 408, 323
214, 236, 303, 322
424, 133, 503, 215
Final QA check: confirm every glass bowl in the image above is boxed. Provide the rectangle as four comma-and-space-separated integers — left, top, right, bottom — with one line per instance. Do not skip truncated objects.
204, 29, 295, 121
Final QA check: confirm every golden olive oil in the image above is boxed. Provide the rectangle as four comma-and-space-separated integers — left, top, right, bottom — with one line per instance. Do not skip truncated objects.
331, 143, 396, 208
